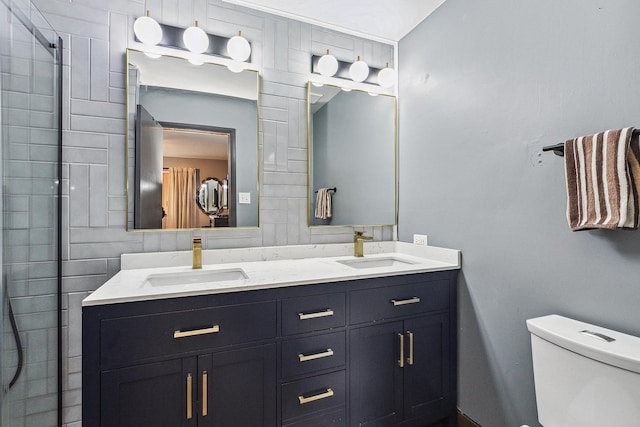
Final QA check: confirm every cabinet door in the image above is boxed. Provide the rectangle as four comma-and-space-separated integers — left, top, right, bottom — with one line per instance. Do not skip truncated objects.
349, 321, 404, 427
199, 344, 277, 427
101, 358, 197, 427
403, 313, 450, 422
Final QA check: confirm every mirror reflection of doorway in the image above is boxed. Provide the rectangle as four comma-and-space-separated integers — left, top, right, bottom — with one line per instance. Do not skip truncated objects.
134, 105, 236, 229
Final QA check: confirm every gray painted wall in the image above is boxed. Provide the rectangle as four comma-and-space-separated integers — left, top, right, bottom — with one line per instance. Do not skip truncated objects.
140, 86, 259, 227
311, 90, 395, 225
399, 1, 640, 426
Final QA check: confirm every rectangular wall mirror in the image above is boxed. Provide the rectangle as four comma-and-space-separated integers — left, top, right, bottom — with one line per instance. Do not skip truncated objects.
126, 49, 259, 231
308, 82, 397, 226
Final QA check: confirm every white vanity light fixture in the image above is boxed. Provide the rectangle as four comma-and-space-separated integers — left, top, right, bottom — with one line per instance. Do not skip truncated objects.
317, 49, 338, 77
227, 61, 245, 73
183, 20, 209, 54
310, 53, 394, 95
377, 63, 396, 88
310, 74, 330, 87
227, 31, 251, 62
349, 56, 369, 83
134, 20, 255, 70
134, 10, 163, 46
187, 54, 205, 66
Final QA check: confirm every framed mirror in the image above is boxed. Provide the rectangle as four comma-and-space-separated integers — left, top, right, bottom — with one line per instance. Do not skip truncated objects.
126, 49, 259, 230
308, 82, 397, 226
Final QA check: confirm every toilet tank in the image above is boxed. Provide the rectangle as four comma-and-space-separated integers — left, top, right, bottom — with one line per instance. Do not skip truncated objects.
527, 315, 640, 427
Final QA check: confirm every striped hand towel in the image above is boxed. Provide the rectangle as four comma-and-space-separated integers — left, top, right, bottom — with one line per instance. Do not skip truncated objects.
314, 188, 332, 220
564, 127, 640, 231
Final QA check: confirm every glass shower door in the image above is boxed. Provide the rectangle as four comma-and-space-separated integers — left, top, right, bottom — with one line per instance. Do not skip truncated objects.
0, 0, 62, 425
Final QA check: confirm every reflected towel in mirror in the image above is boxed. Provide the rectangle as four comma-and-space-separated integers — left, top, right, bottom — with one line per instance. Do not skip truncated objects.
315, 188, 332, 220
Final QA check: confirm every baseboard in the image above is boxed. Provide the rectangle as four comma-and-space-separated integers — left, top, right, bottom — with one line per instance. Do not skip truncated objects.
457, 410, 481, 427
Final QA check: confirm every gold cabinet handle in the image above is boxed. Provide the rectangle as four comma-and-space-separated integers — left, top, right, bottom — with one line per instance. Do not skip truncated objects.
173, 325, 220, 339
298, 348, 334, 362
397, 333, 404, 368
298, 388, 334, 405
390, 297, 421, 306
186, 374, 193, 420
298, 309, 334, 320
407, 331, 414, 365
202, 371, 208, 417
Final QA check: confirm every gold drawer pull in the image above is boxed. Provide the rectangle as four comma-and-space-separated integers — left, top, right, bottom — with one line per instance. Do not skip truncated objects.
298, 388, 334, 405
202, 371, 208, 417
391, 297, 421, 306
407, 331, 414, 365
398, 333, 404, 368
298, 309, 334, 320
298, 349, 334, 362
173, 325, 220, 339
186, 374, 193, 420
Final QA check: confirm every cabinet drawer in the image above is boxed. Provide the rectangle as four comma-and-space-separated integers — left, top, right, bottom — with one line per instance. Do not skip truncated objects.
100, 301, 276, 366
282, 370, 346, 421
282, 293, 346, 335
283, 407, 346, 427
350, 280, 449, 324
282, 332, 346, 378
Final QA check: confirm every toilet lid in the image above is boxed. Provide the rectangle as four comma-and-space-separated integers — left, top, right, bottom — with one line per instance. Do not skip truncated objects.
527, 315, 640, 374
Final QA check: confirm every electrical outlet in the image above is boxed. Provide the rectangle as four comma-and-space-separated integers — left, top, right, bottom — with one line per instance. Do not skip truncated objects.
413, 234, 428, 245
239, 192, 251, 204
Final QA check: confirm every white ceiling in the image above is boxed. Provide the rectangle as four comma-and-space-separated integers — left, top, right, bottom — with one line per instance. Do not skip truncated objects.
222, 0, 446, 43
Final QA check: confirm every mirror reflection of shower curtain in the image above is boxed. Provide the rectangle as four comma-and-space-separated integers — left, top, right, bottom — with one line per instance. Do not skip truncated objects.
164, 167, 199, 228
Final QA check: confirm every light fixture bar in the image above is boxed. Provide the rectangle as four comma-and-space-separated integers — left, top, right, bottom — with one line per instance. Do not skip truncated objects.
311, 55, 382, 85
134, 22, 251, 61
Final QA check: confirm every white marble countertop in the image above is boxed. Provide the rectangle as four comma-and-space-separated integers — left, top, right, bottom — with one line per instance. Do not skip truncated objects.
83, 241, 460, 306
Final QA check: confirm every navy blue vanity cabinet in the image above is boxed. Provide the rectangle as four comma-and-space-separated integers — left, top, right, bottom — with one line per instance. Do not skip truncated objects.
349, 277, 456, 427
83, 296, 278, 427
83, 270, 457, 427
100, 344, 276, 427
280, 292, 347, 426
101, 358, 195, 427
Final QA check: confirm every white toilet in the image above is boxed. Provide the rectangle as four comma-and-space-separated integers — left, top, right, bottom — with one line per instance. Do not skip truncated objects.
527, 314, 640, 427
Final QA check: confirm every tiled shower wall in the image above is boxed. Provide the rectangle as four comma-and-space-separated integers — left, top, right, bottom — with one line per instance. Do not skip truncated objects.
30, 0, 395, 425
1, 2, 60, 425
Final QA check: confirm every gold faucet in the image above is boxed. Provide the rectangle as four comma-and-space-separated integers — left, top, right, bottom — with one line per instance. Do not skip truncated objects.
354, 231, 373, 257
192, 237, 202, 269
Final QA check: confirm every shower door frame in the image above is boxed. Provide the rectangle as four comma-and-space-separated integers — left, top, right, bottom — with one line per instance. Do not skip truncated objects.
0, 0, 63, 425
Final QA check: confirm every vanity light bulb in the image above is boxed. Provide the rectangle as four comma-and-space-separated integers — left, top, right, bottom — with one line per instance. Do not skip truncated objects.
317, 50, 338, 77
183, 22, 209, 54
368, 92, 379, 97
188, 56, 204, 66
341, 87, 352, 92
134, 11, 163, 46
377, 66, 396, 88
227, 61, 244, 73
349, 57, 369, 83
227, 32, 251, 62
144, 52, 162, 59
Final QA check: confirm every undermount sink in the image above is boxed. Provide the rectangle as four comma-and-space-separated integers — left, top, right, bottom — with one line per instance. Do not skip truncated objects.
142, 268, 248, 287
337, 256, 417, 269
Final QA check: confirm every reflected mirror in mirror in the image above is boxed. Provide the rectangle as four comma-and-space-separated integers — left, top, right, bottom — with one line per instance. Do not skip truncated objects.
127, 49, 259, 230
308, 83, 397, 226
